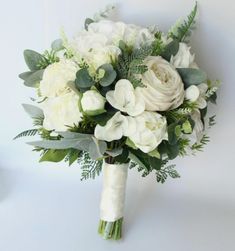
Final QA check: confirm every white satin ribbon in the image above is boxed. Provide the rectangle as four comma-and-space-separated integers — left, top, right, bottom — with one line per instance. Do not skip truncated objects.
100, 161, 129, 222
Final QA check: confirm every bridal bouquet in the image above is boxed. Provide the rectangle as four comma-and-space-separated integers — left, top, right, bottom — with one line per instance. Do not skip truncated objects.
16, 3, 219, 240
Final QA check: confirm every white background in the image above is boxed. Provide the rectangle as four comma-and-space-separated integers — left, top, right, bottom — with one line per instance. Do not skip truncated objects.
0, 0, 235, 250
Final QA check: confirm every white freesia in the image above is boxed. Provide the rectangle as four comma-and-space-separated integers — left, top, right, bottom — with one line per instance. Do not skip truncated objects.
71, 30, 120, 69
128, 112, 168, 153
94, 112, 128, 142
106, 79, 145, 116
42, 92, 82, 131
170, 42, 195, 68
40, 59, 79, 97
81, 90, 106, 115
185, 83, 208, 109
123, 24, 155, 48
137, 56, 184, 111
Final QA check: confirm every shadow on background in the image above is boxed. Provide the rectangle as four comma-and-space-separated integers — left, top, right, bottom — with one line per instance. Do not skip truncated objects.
0, 166, 12, 201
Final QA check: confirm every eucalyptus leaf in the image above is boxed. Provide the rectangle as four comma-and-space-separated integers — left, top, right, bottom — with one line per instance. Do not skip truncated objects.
51, 39, 64, 51
149, 157, 162, 170
24, 49, 45, 71
22, 104, 44, 119
98, 64, 117, 87
75, 68, 95, 89
129, 152, 149, 172
22, 69, 44, 87
177, 68, 207, 87
106, 148, 123, 157
57, 131, 92, 140
161, 40, 179, 61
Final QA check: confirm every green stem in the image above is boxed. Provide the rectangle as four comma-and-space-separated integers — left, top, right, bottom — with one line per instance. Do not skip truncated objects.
98, 218, 123, 240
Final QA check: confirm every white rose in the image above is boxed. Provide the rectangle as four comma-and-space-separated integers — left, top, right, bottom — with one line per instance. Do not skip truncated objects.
170, 42, 195, 68
42, 92, 82, 131
127, 112, 168, 153
187, 109, 204, 144
106, 79, 145, 116
71, 30, 120, 69
40, 59, 79, 98
94, 112, 128, 142
137, 56, 185, 111
88, 20, 126, 46
81, 90, 106, 115
123, 24, 155, 48
185, 83, 208, 109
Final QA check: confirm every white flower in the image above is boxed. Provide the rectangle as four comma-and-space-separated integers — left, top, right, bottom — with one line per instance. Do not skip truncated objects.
94, 112, 128, 142
123, 24, 155, 48
185, 83, 208, 109
170, 42, 195, 68
71, 30, 120, 69
81, 90, 106, 115
40, 59, 79, 98
187, 109, 204, 144
106, 79, 145, 116
88, 20, 126, 46
42, 92, 82, 131
137, 56, 184, 111
127, 112, 168, 153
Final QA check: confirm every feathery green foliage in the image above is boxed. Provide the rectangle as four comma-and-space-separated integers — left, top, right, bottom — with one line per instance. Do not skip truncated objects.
156, 164, 180, 183
14, 129, 38, 140
169, 2, 198, 42
37, 50, 59, 69
79, 152, 103, 180
191, 134, 210, 152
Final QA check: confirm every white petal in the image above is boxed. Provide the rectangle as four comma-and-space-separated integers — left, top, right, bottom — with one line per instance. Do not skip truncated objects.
185, 85, 200, 102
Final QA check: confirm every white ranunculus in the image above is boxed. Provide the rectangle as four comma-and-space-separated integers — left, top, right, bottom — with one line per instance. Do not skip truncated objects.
106, 79, 145, 116
170, 42, 195, 68
94, 112, 128, 142
88, 20, 126, 46
123, 24, 155, 48
71, 30, 120, 69
42, 92, 82, 131
81, 90, 106, 115
185, 83, 208, 109
187, 109, 204, 144
137, 56, 185, 111
127, 112, 168, 153
40, 59, 79, 98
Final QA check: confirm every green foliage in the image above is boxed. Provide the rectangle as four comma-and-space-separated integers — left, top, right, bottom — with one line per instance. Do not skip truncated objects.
98, 64, 117, 87
177, 68, 207, 87
39, 149, 68, 162
209, 115, 216, 128
14, 129, 38, 140
51, 39, 64, 51
79, 152, 103, 180
37, 50, 59, 69
69, 116, 96, 133
156, 165, 180, 183
178, 138, 190, 156
23, 50, 45, 71
161, 40, 179, 61
84, 18, 94, 30
19, 70, 44, 88
75, 68, 95, 90
116, 42, 153, 88
191, 134, 210, 152
64, 149, 81, 166
152, 32, 165, 56
169, 2, 198, 42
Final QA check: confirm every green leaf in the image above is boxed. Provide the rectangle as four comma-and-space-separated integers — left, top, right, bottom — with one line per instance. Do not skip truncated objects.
114, 148, 129, 163
149, 157, 162, 170
177, 68, 207, 87
89, 111, 115, 126
126, 138, 138, 150
161, 40, 179, 61
22, 104, 44, 119
84, 18, 94, 30
75, 68, 95, 89
51, 39, 64, 51
98, 64, 117, 87
167, 123, 179, 145
208, 92, 217, 104
20, 70, 44, 88
175, 125, 182, 138
24, 50, 45, 71
148, 149, 161, 159
39, 149, 68, 162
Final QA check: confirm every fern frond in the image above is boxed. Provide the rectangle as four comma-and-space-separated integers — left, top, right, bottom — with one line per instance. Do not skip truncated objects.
156, 165, 180, 183
191, 134, 210, 152
14, 129, 38, 140
79, 152, 103, 180
169, 2, 198, 42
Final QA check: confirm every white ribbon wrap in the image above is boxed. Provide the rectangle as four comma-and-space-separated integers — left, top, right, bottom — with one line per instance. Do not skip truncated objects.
100, 162, 129, 222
